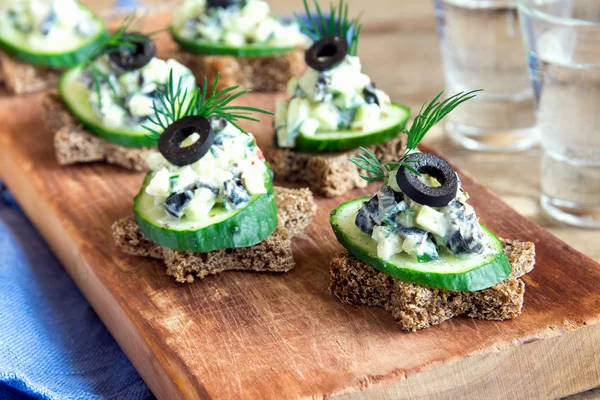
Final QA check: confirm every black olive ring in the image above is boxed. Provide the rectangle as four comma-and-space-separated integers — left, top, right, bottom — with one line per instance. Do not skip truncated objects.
395, 153, 458, 208
207, 0, 242, 8
158, 116, 215, 166
109, 32, 156, 71
305, 35, 349, 72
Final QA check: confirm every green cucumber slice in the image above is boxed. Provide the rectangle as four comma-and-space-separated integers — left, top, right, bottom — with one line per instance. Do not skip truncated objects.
170, 26, 295, 57
134, 173, 278, 252
330, 197, 512, 292
0, 8, 108, 68
292, 103, 410, 153
59, 66, 156, 148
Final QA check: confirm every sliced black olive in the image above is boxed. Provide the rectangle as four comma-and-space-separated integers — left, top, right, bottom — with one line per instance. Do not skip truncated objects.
444, 206, 486, 255
223, 179, 250, 208
393, 188, 404, 203
363, 83, 379, 105
355, 195, 378, 235
207, 0, 242, 8
305, 36, 348, 72
158, 116, 215, 166
164, 190, 195, 218
209, 117, 227, 133
395, 153, 458, 208
109, 32, 156, 71
40, 9, 57, 36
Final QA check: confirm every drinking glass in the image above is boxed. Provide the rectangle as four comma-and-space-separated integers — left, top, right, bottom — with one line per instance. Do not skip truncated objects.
434, 0, 538, 151
519, 0, 600, 228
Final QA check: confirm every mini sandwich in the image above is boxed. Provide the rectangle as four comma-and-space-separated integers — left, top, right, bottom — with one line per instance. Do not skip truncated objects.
267, 0, 411, 197
0, 0, 108, 94
169, 0, 309, 92
113, 72, 316, 282
328, 91, 536, 331
42, 16, 198, 170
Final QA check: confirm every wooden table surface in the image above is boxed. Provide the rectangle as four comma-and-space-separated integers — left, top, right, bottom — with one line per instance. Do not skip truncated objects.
75, 0, 598, 398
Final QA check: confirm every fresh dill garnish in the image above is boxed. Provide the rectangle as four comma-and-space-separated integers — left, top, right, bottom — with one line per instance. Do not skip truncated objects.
87, 14, 155, 61
144, 70, 274, 140
349, 90, 482, 182
295, 0, 363, 56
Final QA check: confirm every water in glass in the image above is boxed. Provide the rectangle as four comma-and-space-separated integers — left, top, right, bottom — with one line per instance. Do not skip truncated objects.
520, 0, 600, 227
435, 0, 538, 151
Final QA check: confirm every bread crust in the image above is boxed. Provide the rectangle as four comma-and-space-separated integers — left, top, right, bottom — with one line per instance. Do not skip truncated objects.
329, 239, 536, 331
0, 50, 59, 94
113, 187, 316, 283
170, 49, 305, 92
266, 135, 407, 197
42, 92, 151, 171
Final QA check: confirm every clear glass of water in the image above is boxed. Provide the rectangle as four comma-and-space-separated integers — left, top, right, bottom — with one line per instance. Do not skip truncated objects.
519, 0, 600, 228
434, 0, 538, 151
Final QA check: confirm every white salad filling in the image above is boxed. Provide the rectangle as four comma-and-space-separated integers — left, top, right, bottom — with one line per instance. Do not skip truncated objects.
275, 55, 393, 148
144, 119, 269, 220
355, 168, 490, 261
0, 0, 101, 52
79, 55, 196, 131
172, 0, 308, 48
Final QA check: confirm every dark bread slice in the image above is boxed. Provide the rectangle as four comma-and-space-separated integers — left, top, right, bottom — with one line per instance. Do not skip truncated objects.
267, 135, 407, 197
170, 49, 305, 92
0, 50, 59, 94
113, 187, 316, 283
329, 239, 536, 331
42, 92, 151, 171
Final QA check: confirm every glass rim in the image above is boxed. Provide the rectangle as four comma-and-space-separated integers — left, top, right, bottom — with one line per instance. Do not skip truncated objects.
517, 0, 600, 28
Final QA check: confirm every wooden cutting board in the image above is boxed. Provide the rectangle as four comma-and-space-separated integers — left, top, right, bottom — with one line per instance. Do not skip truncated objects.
2, 15, 600, 400
2, 90, 600, 399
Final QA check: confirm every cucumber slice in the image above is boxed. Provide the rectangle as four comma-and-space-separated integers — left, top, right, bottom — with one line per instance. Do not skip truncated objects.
0, 8, 108, 68
59, 66, 156, 148
170, 26, 295, 57
330, 197, 512, 292
134, 173, 278, 252
292, 103, 411, 153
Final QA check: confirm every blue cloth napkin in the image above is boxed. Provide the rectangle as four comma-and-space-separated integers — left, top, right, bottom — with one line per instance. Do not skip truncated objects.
0, 182, 152, 400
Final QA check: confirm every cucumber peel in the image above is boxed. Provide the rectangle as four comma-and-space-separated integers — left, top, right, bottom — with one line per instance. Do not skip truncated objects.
291, 103, 410, 153
59, 66, 157, 148
330, 197, 512, 292
170, 26, 296, 57
0, 8, 108, 68
134, 173, 278, 252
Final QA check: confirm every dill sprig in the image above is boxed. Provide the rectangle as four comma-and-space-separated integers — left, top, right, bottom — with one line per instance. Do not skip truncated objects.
87, 14, 155, 61
349, 90, 482, 182
144, 70, 274, 140
295, 0, 363, 56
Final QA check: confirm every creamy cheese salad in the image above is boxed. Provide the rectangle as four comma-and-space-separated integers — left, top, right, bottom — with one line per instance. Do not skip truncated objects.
172, 0, 307, 48
80, 55, 196, 131
355, 168, 488, 261
0, 0, 101, 51
275, 55, 393, 148
145, 118, 269, 220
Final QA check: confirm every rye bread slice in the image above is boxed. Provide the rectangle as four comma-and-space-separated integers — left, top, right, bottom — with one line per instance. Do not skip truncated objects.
329, 239, 536, 331
266, 135, 407, 197
113, 187, 316, 283
0, 50, 60, 95
42, 92, 152, 171
170, 49, 305, 92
